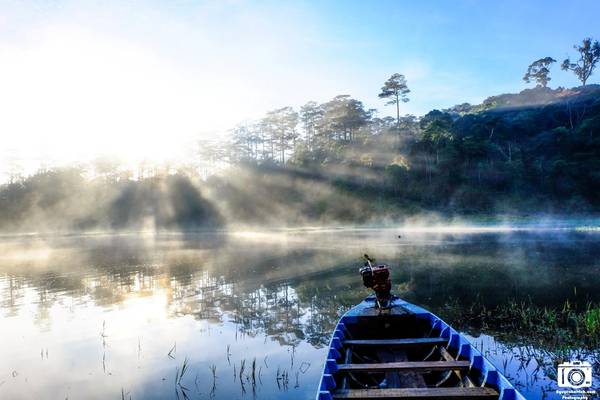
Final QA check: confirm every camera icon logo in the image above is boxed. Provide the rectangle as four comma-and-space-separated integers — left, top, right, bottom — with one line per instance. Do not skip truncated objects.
557, 361, 592, 388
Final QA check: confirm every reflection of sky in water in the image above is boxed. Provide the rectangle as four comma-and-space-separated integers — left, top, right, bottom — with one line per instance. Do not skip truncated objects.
0, 229, 599, 399
1, 279, 325, 399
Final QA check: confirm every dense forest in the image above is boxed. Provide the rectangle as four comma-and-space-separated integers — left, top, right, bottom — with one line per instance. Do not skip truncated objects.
3, 35, 600, 231
1, 83, 599, 232
220, 84, 600, 213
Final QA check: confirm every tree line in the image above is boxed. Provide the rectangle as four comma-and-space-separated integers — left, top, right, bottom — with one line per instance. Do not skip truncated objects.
208, 37, 600, 173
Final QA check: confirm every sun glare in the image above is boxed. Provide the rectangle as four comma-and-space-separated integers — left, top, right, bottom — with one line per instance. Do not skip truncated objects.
0, 28, 240, 174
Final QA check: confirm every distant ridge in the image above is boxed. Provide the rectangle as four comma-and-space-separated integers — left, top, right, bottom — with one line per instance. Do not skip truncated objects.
446, 84, 600, 115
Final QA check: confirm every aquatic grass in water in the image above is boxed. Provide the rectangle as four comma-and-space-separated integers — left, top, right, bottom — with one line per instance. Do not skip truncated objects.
584, 306, 600, 336
440, 298, 600, 349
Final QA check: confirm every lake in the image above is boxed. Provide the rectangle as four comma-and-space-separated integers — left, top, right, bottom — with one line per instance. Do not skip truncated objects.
1, 227, 599, 399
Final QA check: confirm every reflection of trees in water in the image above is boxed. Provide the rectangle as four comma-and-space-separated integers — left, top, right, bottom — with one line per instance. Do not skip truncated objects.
231, 285, 305, 346
1, 232, 600, 347
0, 236, 364, 347
164, 260, 361, 347
1, 275, 25, 317
390, 233, 600, 310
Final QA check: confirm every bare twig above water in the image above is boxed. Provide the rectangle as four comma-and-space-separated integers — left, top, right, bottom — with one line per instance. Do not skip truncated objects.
290, 345, 295, 367
176, 357, 189, 386
100, 320, 107, 349
120, 388, 131, 400
251, 358, 256, 386
209, 364, 217, 395
167, 342, 176, 359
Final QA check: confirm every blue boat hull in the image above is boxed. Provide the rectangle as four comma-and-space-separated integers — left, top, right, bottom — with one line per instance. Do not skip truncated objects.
317, 296, 525, 400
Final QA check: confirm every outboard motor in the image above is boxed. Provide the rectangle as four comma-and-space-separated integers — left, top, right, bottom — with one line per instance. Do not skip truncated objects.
359, 254, 392, 309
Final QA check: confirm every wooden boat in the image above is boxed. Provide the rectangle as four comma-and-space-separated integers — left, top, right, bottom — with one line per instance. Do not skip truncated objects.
317, 258, 525, 400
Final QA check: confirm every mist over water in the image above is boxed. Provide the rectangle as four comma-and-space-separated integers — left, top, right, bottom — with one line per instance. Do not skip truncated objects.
1, 226, 599, 399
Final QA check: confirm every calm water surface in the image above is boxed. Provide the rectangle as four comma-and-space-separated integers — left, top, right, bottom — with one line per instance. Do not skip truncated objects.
1, 228, 599, 399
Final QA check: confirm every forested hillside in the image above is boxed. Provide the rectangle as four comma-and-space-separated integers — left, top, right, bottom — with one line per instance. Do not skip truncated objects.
213, 85, 600, 218
1, 85, 600, 231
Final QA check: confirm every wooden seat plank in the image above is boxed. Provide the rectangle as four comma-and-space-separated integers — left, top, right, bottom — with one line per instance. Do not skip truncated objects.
343, 338, 447, 347
376, 349, 427, 388
337, 360, 471, 373
332, 387, 498, 399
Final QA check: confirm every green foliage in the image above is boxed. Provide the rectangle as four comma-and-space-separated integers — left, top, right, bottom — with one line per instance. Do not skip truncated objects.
441, 298, 600, 349
585, 307, 600, 336
378, 73, 410, 106
561, 38, 600, 85
523, 57, 556, 87
378, 73, 410, 127
420, 110, 453, 144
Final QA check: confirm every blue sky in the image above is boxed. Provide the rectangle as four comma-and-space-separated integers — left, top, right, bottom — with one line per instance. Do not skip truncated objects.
1, 0, 599, 171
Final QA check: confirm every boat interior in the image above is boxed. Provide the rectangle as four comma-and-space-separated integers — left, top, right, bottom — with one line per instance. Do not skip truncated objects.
326, 312, 505, 399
